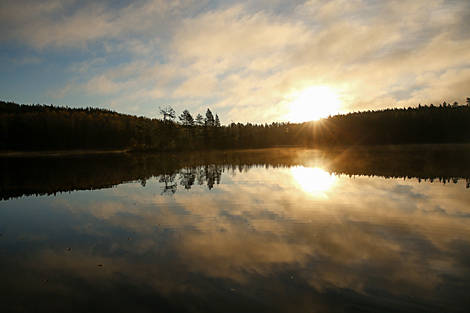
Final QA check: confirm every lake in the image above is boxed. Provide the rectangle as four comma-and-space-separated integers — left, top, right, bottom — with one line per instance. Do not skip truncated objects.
1, 146, 469, 312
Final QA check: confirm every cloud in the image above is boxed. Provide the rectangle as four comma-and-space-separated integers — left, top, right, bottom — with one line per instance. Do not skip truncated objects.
3, 0, 469, 123
171, 5, 310, 64
298, 0, 365, 23
0, 0, 192, 50
162, 0, 470, 121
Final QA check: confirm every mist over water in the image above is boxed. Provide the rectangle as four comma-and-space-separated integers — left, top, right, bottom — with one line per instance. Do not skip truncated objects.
1, 147, 469, 312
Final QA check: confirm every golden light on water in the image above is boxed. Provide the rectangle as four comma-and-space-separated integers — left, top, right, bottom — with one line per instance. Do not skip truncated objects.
290, 166, 336, 195
287, 86, 341, 122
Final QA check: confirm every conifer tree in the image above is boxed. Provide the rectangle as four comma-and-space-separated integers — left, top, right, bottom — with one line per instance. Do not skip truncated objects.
195, 114, 204, 126
179, 109, 194, 126
205, 109, 214, 126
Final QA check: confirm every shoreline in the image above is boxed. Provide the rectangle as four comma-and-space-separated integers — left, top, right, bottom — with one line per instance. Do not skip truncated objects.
1, 143, 470, 158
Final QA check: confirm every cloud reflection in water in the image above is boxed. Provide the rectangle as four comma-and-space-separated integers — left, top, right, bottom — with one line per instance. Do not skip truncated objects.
1, 149, 470, 312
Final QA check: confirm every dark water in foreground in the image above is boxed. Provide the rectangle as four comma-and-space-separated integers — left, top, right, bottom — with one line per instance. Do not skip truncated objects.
1, 146, 469, 312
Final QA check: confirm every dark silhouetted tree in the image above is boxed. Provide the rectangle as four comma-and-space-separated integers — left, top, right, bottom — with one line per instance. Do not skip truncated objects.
179, 109, 194, 126
159, 105, 175, 122
195, 114, 204, 126
205, 109, 214, 126
159, 105, 177, 150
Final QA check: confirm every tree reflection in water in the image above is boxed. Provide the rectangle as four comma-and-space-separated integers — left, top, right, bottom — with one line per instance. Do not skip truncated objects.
0, 146, 470, 312
2, 145, 469, 200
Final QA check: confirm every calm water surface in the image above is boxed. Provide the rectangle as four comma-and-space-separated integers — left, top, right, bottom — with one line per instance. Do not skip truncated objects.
1, 147, 469, 312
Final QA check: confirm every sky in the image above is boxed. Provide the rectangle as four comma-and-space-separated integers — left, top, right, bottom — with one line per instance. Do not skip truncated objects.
0, 0, 469, 124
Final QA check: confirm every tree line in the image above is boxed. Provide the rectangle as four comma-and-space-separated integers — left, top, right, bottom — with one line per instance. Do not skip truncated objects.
1, 98, 469, 151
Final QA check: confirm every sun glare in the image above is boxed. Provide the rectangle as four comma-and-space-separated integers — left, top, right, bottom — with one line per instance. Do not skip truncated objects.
291, 166, 336, 195
287, 86, 341, 122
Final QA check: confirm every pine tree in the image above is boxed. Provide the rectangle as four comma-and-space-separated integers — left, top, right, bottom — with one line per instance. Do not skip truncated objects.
195, 114, 204, 126
205, 109, 214, 127
179, 109, 194, 126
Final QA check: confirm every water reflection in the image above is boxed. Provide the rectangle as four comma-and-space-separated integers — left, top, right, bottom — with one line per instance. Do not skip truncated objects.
291, 166, 336, 194
1, 146, 470, 312
2, 145, 470, 200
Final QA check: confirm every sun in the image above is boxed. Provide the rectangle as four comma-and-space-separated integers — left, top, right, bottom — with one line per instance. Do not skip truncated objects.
286, 86, 341, 122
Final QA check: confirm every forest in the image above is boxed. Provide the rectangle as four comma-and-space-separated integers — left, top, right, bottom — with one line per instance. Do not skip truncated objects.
0, 99, 469, 152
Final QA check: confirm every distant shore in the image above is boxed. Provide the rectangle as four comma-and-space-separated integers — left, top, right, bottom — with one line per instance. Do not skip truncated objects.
2, 143, 470, 158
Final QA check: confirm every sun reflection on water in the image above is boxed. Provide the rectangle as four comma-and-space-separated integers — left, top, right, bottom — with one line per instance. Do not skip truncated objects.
290, 166, 336, 195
